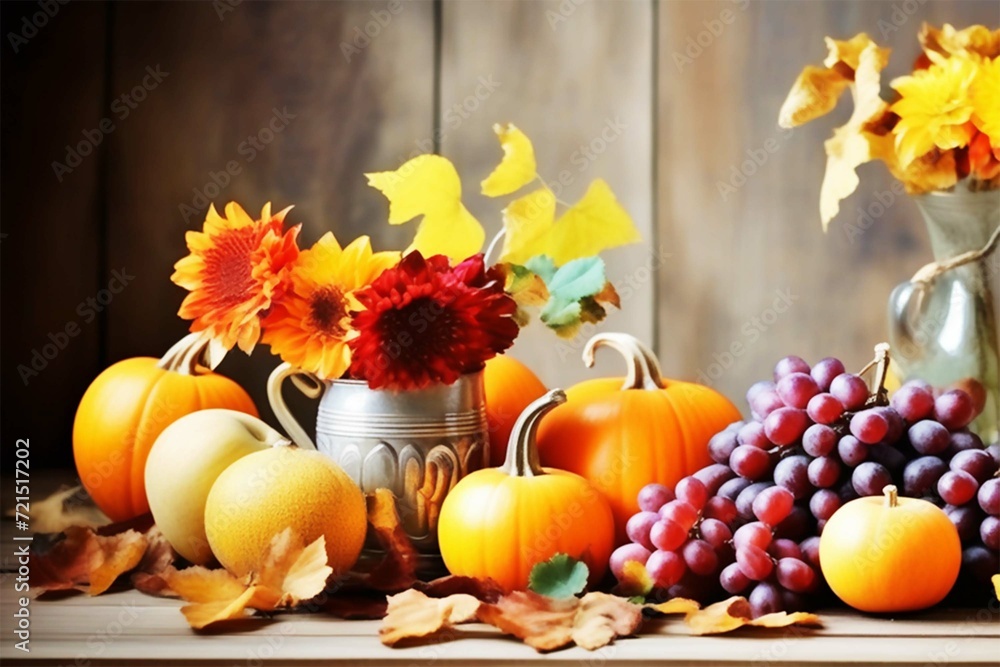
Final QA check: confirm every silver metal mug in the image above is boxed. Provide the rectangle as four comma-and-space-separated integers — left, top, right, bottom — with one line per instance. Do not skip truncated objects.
267, 362, 490, 557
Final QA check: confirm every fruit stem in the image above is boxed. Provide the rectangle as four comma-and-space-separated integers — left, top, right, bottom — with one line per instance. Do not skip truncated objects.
859, 342, 891, 407
501, 389, 566, 478
883, 484, 898, 508
157, 332, 217, 376
583, 332, 666, 391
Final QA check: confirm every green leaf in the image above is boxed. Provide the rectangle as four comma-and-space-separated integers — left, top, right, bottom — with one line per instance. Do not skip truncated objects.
524, 255, 557, 283
528, 553, 589, 599
546, 256, 607, 303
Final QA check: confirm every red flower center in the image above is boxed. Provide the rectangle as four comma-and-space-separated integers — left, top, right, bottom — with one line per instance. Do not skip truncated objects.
202, 226, 257, 309
309, 286, 348, 337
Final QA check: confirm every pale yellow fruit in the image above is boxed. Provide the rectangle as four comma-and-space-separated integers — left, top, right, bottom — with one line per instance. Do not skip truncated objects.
145, 409, 284, 564
204, 445, 367, 577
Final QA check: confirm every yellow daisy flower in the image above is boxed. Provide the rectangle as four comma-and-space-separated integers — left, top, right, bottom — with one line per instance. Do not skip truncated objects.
971, 56, 1000, 146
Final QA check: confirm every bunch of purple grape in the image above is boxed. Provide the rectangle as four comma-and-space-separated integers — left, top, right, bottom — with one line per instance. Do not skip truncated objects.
610, 353, 999, 616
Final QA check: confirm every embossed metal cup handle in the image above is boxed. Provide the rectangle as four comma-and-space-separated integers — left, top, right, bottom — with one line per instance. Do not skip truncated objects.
266, 362, 324, 450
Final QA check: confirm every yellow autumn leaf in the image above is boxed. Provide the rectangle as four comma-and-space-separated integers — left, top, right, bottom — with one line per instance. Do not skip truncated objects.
819, 41, 891, 229
779, 65, 851, 128
481, 123, 538, 197
919, 23, 1000, 64
499, 187, 556, 265
513, 179, 640, 266
366, 155, 485, 261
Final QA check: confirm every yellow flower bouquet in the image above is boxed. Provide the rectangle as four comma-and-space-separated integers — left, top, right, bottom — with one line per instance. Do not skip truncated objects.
779, 23, 999, 229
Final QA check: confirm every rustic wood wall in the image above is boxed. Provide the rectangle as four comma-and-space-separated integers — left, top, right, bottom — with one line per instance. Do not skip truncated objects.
2, 0, 996, 469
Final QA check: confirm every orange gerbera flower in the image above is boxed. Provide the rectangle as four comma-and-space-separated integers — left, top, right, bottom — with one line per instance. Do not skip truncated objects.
172, 202, 300, 353
261, 233, 399, 380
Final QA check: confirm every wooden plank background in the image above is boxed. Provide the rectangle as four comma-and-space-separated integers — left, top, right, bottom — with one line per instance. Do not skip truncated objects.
2, 0, 997, 469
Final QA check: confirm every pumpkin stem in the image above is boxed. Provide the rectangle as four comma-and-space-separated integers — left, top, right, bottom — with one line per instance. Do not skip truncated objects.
883, 484, 898, 508
501, 389, 567, 478
859, 342, 891, 407
582, 332, 665, 391
157, 332, 219, 376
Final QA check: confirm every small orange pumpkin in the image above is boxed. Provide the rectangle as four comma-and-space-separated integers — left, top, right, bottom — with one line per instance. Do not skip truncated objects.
820, 485, 961, 612
437, 389, 615, 592
536, 332, 742, 544
484, 354, 547, 466
73, 333, 257, 521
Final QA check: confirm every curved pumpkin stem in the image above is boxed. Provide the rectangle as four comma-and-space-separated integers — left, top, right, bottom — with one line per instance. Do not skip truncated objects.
582, 332, 665, 391
501, 389, 567, 478
157, 332, 221, 376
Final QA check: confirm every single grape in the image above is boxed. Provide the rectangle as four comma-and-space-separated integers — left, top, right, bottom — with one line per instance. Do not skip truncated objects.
733, 521, 773, 550
750, 389, 785, 420
989, 444, 1000, 467
730, 445, 773, 481
891, 383, 935, 422
902, 456, 948, 498
717, 477, 752, 501
610, 543, 651, 580
774, 455, 812, 499
777, 372, 820, 409
768, 538, 802, 560
949, 449, 997, 484
963, 545, 1000, 583
830, 373, 869, 411
850, 409, 889, 445
720, 562, 751, 594
803, 424, 837, 457
809, 489, 842, 521
934, 390, 975, 430
945, 504, 985, 543
852, 462, 893, 497
980, 516, 999, 550
773, 505, 812, 541
626, 511, 659, 550
806, 393, 844, 425
747, 380, 776, 404
659, 500, 700, 532
764, 407, 809, 446
682, 539, 719, 576
951, 378, 987, 416
753, 485, 796, 526
736, 482, 775, 520
811, 357, 846, 392
799, 536, 821, 569
808, 456, 842, 488
736, 544, 774, 581
637, 483, 674, 512
874, 406, 905, 443
776, 557, 816, 593
838, 479, 860, 503
815, 519, 827, 535
978, 478, 1000, 516
947, 430, 984, 457
693, 463, 736, 496
837, 435, 868, 467
702, 497, 737, 525
675, 476, 709, 510
737, 421, 770, 448
650, 518, 687, 552
866, 444, 908, 475
781, 590, 809, 614
774, 355, 810, 381
748, 582, 783, 617
698, 518, 732, 549
725, 420, 745, 432
908, 420, 950, 455
938, 470, 979, 506
708, 430, 739, 465
646, 549, 686, 588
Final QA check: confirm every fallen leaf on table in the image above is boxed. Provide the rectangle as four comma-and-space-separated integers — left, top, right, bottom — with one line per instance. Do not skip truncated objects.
31, 525, 147, 596
380, 589, 482, 646
528, 553, 589, 599
478, 590, 642, 652
321, 594, 389, 620
416, 575, 505, 603
163, 529, 332, 630
356, 489, 419, 592
130, 524, 177, 595
647, 597, 700, 616
613, 560, 653, 599
481, 123, 537, 197
17, 485, 110, 534
684, 596, 822, 636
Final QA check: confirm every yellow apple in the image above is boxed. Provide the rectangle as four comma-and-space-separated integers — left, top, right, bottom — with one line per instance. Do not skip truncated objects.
145, 409, 287, 564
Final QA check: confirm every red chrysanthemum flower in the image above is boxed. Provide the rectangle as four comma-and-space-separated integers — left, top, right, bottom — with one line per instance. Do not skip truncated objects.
348, 252, 519, 390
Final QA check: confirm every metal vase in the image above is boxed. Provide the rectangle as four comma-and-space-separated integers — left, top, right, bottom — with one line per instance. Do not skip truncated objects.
268, 363, 489, 561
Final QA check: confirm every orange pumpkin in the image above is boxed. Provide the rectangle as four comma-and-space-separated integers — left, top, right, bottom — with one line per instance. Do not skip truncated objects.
484, 354, 547, 467
73, 333, 257, 521
536, 332, 741, 544
820, 485, 961, 612
437, 389, 615, 592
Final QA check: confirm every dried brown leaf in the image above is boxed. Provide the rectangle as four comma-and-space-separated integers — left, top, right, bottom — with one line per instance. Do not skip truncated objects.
380, 589, 481, 646
416, 575, 505, 603
131, 524, 177, 595
647, 597, 700, 616
21, 486, 110, 534
31, 526, 147, 596
683, 596, 822, 636
359, 489, 419, 592
256, 528, 332, 605
572, 592, 644, 650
